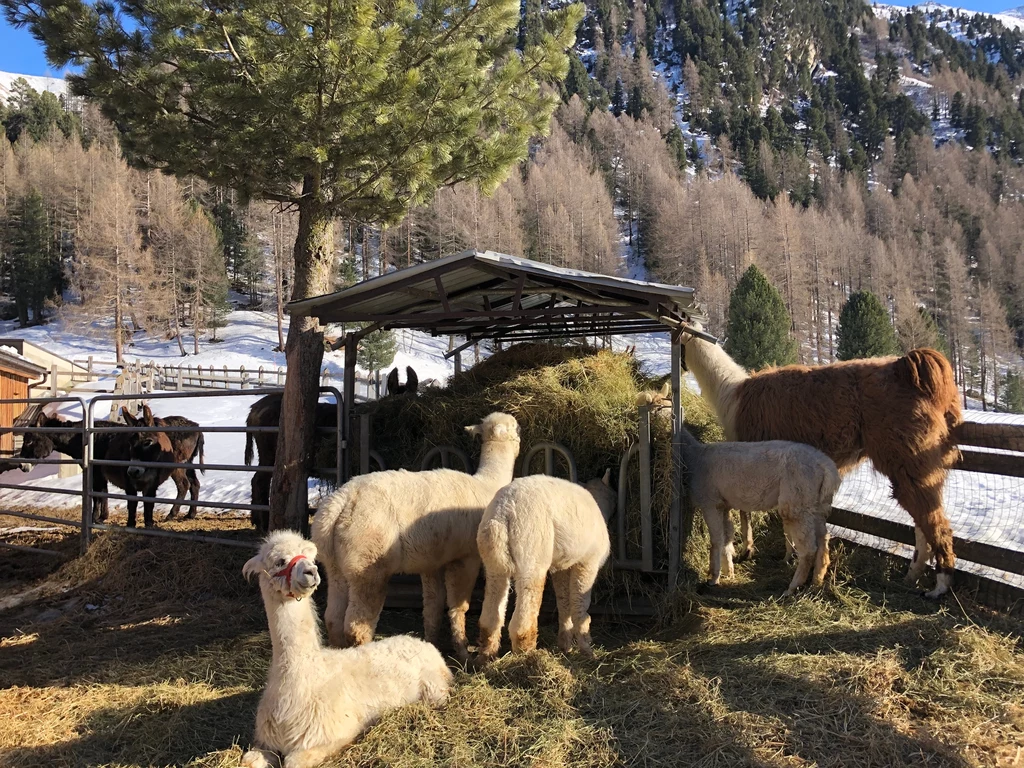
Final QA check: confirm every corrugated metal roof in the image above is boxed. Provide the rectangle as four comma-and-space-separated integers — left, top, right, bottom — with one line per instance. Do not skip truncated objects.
288, 250, 706, 341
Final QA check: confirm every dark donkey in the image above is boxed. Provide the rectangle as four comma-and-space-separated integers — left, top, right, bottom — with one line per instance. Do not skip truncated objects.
243, 365, 420, 532
19, 406, 204, 526
120, 405, 205, 526
19, 410, 120, 523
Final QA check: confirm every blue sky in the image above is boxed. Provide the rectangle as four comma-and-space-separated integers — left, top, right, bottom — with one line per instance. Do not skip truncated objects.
0, 0, 1022, 78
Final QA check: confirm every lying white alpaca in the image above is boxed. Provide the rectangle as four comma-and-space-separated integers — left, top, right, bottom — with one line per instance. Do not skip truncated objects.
240, 531, 451, 768
476, 471, 616, 664
312, 412, 521, 662
677, 424, 839, 595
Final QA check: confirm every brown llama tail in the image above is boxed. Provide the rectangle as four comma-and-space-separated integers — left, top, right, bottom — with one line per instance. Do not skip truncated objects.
244, 430, 255, 466
197, 432, 206, 476
897, 348, 962, 423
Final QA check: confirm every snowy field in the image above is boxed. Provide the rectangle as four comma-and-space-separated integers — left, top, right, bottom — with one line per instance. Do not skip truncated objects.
0, 310, 1020, 588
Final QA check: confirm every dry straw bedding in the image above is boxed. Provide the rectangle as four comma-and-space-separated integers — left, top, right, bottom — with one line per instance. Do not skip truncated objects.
2, 346, 1023, 766
1, 532, 1023, 768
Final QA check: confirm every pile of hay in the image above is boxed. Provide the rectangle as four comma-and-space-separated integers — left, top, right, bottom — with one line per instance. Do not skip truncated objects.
352, 343, 722, 576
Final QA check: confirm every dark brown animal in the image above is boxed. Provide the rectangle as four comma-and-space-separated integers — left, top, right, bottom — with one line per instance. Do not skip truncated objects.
244, 365, 419, 532
19, 411, 120, 523
121, 405, 205, 523
683, 332, 962, 598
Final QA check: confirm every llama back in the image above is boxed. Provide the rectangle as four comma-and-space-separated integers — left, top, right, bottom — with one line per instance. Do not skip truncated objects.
731, 365, 866, 470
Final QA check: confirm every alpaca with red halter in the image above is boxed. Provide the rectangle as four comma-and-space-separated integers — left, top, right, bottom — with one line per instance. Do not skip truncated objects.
241, 531, 451, 768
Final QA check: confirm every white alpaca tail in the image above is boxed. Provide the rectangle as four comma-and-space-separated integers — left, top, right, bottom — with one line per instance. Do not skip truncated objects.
311, 484, 356, 568
477, 515, 514, 578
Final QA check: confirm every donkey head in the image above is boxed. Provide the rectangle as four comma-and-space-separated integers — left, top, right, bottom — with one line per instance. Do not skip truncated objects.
385, 366, 419, 397
19, 410, 61, 472
122, 405, 171, 483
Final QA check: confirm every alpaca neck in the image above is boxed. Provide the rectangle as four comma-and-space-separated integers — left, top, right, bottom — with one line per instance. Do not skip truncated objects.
684, 338, 748, 419
473, 440, 518, 488
262, 582, 323, 665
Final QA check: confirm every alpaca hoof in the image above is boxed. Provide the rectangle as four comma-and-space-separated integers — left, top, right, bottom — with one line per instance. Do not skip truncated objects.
922, 587, 948, 601
734, 548, 754, 563
472, 651, 497, 670
164, 511, 177, 522
240, 749, 278, 768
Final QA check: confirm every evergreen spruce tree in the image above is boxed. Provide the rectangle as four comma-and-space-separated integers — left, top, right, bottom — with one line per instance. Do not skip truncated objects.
724, 265, 797, 370
5, 0, 582, 529
1001, 369, 1024, 413
8, 191, 55, 326
836, 291, 901, 360
357, 329, 398, 376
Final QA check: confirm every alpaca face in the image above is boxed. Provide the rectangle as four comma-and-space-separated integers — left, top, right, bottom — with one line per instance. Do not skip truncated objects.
465, 412, 520, 444
244, 531, 321, 599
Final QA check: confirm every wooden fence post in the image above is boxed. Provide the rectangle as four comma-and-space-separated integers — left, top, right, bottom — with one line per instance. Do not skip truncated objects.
240, 365, 247, 389
50, 363, 58, 396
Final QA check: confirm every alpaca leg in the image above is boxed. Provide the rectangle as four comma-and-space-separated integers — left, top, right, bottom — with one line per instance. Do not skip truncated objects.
887, 468, 956, 598
919, 512, 956, 600
722, 510, 736, 580
905, 525, 933, 587
551, 569, 574, 653
782, 518, 816, 596
569, 561, 602, 657
126, 487, 138, 528
703, 508, 724, 585
282, 734, 358, 768
323, 565, 349, 648
735, 510, 755, 561
509, 572, 546, 653
811, 516, 830, 587
421, 569, 446, 647
143, 498, 156, 528
240, 748, 280, 768
477, 565, 511, 664
344, 574, 388, 646
445, 556, 480, 664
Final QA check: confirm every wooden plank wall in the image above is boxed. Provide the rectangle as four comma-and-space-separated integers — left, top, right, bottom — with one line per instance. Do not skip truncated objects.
0, 372, 29, 456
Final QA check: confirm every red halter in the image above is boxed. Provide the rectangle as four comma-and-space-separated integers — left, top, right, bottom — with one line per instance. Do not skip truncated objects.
274, 554, 309, 599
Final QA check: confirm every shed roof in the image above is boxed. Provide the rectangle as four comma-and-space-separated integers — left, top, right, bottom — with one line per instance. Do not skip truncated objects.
0, 347, 47, 378
288, 250, 706, 343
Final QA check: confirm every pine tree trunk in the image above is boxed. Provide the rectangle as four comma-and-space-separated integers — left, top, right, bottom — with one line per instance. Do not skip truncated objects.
269, 184, 334, 532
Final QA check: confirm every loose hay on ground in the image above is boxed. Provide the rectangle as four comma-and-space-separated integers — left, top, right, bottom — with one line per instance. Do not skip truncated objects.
2, 530, 1023, 768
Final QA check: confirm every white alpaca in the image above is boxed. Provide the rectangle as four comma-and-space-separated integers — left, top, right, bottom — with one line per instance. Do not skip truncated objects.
676, 425, 839, 595
312, 412, 521, 662
475, 471, 616, 664
240, 531, 451, 768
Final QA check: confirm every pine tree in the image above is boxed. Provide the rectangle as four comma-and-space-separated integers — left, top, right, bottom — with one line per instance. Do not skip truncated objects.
836, 290, 900, 360
5, 0, 583, 529
1001, 369, 1024, 413
357, 328, 398, 374
724, 264, 797, 370
7, 191, 55, 326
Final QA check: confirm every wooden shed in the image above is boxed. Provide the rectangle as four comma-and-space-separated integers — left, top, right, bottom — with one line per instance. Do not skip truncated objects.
0, 348, 47, 458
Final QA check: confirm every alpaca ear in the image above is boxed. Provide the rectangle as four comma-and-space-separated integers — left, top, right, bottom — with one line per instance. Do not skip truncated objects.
406, 366, 418, 394
602, 468, 612, 486
465, 424, 482, 438
386, 367, 399, 396
659, 382, 670, 398
242, 554, 264, 581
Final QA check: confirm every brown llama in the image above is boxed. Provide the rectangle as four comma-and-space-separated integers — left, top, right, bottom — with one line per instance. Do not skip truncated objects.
681, 329, 962, 598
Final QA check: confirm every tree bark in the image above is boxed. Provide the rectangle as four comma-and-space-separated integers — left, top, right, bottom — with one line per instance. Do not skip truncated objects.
269, 179, 335, 532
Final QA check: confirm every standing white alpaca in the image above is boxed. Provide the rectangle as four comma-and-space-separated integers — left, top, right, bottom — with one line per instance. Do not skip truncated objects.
475, 471, 616, 664
312, 412, 521, 662
676, 424, 839, 595
240, 531, 451, 768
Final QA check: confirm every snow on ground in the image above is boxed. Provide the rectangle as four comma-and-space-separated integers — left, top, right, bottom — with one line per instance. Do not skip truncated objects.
0, 307, 1020, 587
872, 2, 1024, 33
